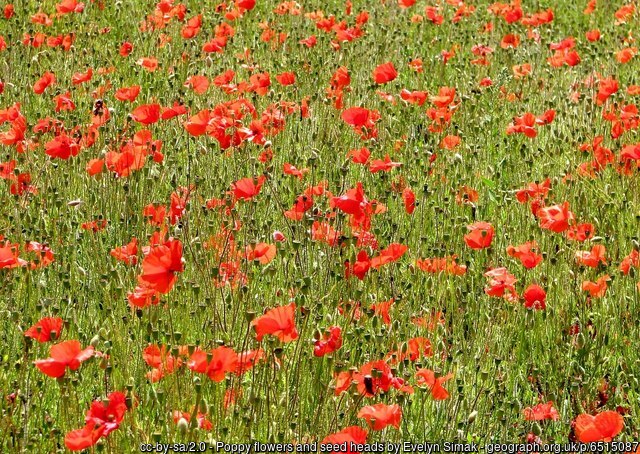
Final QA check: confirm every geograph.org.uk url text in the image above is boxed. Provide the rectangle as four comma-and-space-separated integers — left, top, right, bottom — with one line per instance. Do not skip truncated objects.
139, 441, 640, 454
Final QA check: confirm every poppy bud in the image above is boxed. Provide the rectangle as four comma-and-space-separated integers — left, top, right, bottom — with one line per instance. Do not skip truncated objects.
90, 335, 100, 347
272, 230, 285, 241
467, 410, 478, 424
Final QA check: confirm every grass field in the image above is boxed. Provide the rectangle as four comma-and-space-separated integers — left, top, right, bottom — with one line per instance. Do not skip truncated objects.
1, 0, 640, 451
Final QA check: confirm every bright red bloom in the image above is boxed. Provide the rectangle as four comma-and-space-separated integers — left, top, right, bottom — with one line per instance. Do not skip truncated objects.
231, 176, 266, 201
415, 369, 454, 400
34, 340, 94, 378
65, 422, 105, 451
357, 403, 402, 430
85, 392, 128, 436
523, 401, 559, 421
45, 134, 80, 160
582, 275, 610, 298
193, 346, 239, 382
506, 242, 543, 269
372, 62, 397, 84
537, 202, 574, 233
110, 238, 138, 265
314, 326, 342, 357
115, 85, 141, 102
131, 104, 161, 125
142, 344, 183, 381
24, 317, 63, 342
596, 78, 618, 105
575, 244, 607, 268
370, 243, 407, 269
275, 72, 296, 86
523, 284, 546, 310
138, 238, 184, 294
464, 222, 494, 249
573, 411, 624, 442
33, 72, 55, 94
402, 187, 416, 214
320, 426, 368, 454
252, 303, 298, 342
172, 411, 213, 430
484, 267, 518, 301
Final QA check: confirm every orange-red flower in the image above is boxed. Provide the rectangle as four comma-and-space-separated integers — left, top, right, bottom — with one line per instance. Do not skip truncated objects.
35, 340, 94, 378
357, 403, 402, 430
464, 222, 494, 249
252, 303, 298, 342
415, 369, 453, 400
573, 411, 624, 442
25, 317, 63, 342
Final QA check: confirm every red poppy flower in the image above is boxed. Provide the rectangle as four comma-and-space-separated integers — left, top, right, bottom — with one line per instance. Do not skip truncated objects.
275, 72, 296, 86
402, 187, 416, 214
372, 62, 397, 84
35, 340, 95, 378
523, 284, 546, 310
137, 238, 184, 294
24, 317, 63, 342
231, 176, 266, 201
33, 72, 55, 94
582, 275, 610, 298
320, 426, 368, 454
573, 411, 624, 442
245, 242, 276, 265
131, 104, 161, 125
115, 85, 141, 102
523, 401, 559, 421
65, 422, 105, 451
357, 403, 402, 430
537, 202, 574, 233
172, 411, 213, 430
85, 391, 128, 436
506, 242, 543, 269
252, 303, 298, 342
416, 368, 454, 400
314, 326, 342, 357
45, 134, 80, 160
110, 238, 138, 265
464, 222, 494, 249
575, 244, 607, 268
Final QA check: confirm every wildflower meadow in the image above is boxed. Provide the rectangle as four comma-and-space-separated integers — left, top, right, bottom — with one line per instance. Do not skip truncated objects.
1, 0, 640, 451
